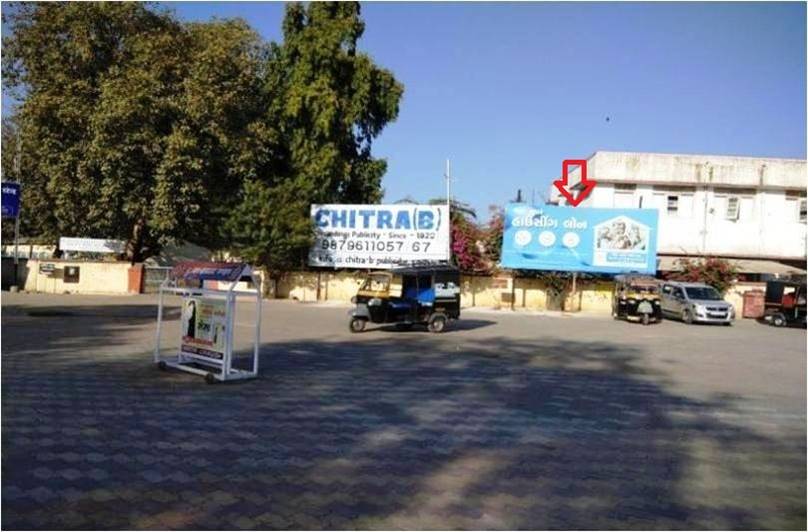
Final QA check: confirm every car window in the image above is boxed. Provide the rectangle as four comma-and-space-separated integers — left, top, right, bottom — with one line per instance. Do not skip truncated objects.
684, 286, 721, 300
672, 287, 684, 299
662, 285, 672, 295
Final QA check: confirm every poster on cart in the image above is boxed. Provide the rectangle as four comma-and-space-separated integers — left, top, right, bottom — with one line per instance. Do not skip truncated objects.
501, 203, 658, 274
180, 297, 228, 360
309, 204, 450, 269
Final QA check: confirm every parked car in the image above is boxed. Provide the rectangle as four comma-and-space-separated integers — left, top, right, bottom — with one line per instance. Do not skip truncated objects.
660, 281, 735, 325
762, 280, 807, 327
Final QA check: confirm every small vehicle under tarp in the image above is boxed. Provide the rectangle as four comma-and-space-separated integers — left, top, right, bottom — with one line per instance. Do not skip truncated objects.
612, 274, 663, 325
763, 280, 807, 327
349, 265, 461, 333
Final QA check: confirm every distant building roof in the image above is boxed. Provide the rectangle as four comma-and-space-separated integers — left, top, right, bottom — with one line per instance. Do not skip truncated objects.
549, 150, 807, 203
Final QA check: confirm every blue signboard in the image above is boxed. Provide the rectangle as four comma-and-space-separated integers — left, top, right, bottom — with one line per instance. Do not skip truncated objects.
1, 182, 20, 218
501, 203, 659, 274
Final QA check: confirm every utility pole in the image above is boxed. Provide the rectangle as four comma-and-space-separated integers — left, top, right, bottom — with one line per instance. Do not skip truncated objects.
13, 138, 21, 290
445, 159, 451, 207
445, 159, 451, 265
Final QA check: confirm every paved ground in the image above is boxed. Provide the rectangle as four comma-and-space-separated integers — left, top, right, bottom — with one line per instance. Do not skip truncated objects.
2, 293, 805, 530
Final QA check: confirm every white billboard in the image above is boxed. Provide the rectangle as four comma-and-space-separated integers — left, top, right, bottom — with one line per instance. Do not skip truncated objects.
59, 237, 125, 254
309, 204, 450, 269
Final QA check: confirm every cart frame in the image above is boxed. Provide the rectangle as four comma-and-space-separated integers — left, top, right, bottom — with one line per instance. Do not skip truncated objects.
154, 262, 262, 383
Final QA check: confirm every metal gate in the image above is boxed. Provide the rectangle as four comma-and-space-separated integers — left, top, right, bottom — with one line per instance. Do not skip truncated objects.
143, 267, 171, 293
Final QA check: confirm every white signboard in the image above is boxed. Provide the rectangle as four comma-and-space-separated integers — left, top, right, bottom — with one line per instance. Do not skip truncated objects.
59, 237, 125, 254
309, 204, 450, 269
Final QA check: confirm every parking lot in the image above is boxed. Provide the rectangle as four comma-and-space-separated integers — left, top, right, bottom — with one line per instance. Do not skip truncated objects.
2, 293, 805, 530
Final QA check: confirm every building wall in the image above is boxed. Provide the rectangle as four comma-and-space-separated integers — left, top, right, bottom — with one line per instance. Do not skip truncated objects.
23, 259, 132, 295
272, 271, 770, 316
274, 271, 617, 313
560, 151, 807, 259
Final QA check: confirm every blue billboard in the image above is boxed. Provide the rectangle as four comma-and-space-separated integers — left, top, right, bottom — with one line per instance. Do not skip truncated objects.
501, 203, 659, 274
1, 182, 20, 218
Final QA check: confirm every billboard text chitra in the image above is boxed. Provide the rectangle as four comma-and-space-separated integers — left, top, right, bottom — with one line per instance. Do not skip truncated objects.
180, 298, 228, 359
309, 204, 450, 269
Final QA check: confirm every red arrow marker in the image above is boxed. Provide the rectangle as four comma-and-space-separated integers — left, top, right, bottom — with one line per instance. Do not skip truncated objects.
553, 159, 597, 207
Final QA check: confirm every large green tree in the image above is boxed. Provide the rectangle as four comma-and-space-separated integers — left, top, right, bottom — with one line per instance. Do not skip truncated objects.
3, 2, 402, 268
226, 2, 403, 275
2, 3, 273, 261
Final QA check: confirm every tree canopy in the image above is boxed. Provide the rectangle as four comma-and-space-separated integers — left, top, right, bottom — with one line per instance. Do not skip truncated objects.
2, 2, 403, 267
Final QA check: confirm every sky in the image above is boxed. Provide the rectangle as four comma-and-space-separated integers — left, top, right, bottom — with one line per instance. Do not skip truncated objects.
7, 2, 807, 221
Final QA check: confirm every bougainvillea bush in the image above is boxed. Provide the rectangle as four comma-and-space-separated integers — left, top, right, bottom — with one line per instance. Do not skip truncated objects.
672, 257, 738, 295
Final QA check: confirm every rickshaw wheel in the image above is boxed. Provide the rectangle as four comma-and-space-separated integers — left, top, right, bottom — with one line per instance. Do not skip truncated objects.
772, 314, 786, 327
428, 314, 447, 333
205, 373, 217, 385
349, 317, 367, 333
641, 313, 650, 326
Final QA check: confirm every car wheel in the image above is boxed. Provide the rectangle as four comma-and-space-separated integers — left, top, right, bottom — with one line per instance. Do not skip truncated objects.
682, 309, 693, 324
428, 314, 447, 333
349, 317, 367, 333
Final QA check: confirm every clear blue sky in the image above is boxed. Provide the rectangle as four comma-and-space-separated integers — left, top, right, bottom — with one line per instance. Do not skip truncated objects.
9, 2, 808, 221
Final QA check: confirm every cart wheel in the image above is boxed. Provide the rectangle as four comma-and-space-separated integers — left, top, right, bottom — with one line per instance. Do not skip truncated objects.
641, 313, 650, 326
772, 314, 786, 327
349, 317, 367, 333
157, 361, 168, 371
205, 373, 217, 385
428, 314, 447, 333
682, 309, 693, 325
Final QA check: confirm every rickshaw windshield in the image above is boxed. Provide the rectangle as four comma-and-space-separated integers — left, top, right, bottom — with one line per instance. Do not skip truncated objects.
628, 284, 658, 294
361, 274, 390, 293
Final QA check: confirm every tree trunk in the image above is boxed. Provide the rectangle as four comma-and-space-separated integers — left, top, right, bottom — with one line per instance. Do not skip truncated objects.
125, 218, 147, 265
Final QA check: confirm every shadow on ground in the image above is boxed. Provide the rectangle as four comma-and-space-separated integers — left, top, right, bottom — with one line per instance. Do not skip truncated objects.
1, 305, 805, 530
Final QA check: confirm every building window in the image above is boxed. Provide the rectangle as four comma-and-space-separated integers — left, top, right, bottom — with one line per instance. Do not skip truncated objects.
667, 195, 679, 215
725, 197, 740, 221
613, 188, 635, 208
785, 191, 806, 223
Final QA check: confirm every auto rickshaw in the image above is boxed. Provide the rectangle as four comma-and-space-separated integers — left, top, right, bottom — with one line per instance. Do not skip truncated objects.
349, 265, 461, 333
763, 280, 807, 327
612, 274, 663, 325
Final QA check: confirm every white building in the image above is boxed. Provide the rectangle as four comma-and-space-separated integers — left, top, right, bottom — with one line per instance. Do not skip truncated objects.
550, 151, 807, 276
